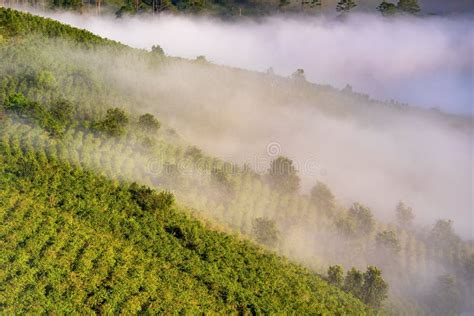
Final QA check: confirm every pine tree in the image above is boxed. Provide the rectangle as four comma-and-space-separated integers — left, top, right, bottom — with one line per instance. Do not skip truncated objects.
397, 0, 420, 14
377, 1, 397, 16
336, 0, 357, 13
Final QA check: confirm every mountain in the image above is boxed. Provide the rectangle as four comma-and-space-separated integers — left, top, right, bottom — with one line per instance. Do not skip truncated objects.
1, 7, 472, 315
0, 8, 373, 314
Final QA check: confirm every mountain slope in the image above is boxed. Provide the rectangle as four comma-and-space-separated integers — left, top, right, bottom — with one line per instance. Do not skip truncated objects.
1, 8, 472, 315
0, 122, 370, 314
0, 8, 372, 314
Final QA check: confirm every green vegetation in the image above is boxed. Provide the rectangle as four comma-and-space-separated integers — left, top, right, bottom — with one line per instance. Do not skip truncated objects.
252, 217, 280, 248
327, 265, 388, 309
377, 0, 421, 15
336, 0, 357, 13
0, 8, 372, 314
266, 156, 300, 194
0, 8, 472, 315
0, 129, 371, 313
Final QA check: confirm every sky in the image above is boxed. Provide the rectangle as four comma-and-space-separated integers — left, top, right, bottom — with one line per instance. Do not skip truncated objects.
33, 10, 474, 115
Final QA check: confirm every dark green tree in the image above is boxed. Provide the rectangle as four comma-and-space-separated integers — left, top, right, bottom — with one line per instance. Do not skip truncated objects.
49, 99, 74, 125
397, 0, 420, 14
129, 182, 175, 211
151, 44, 165, 56
267, 156, 300, 194
138, 113, 161, 132
279, 0, 290, 8
328, 265, 344, 288
344, 267, 364, 298
97, 108, 129, 136
252, 217, 279, 248
361, 266, 388, 309
336, 0, 357, 13
377, 1, 397, 15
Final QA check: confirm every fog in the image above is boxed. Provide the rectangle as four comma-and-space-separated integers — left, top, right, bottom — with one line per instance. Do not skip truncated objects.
3, 8, 474, 311
16, 7, 472, 237
33, 10, 474, 114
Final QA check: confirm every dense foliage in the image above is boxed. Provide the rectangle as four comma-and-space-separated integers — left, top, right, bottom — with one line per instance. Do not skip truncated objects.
0, 122, 371, 314
0, 8, 374, 314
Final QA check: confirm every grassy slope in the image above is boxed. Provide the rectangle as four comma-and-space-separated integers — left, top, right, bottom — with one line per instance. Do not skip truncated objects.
0, 8, 371, 314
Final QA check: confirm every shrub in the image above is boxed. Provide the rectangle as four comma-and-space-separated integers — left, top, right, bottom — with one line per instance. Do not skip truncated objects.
129, 182, 175, 211
96, 108, 129, 136
138, 113, 161, 133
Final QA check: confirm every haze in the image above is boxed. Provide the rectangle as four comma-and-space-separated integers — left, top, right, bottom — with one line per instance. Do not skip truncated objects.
34, 10, 474, 114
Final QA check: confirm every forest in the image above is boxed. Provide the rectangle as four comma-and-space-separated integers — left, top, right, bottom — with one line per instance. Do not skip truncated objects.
0, 0, 429, 18
1, 7, 473, 315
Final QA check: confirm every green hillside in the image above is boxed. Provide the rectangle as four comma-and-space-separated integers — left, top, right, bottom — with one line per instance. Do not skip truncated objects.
0, 125, 370, 314
1, 8, 472, 315
0, 8, 373, 314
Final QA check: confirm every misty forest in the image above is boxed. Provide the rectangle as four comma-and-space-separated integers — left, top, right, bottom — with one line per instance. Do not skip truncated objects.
0, 0, 473, 315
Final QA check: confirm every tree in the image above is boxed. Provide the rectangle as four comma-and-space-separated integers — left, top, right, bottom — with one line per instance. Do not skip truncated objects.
310, 181, 335, 214
129, 182, 175, 211
344, 267, 363, 298
49, 99, 74, 125
375, 230, 401, 254
279, 0, 290, 8
252, 217, 279, 248
377, 1, 397, 15
267, 156, 300, 194
429, 275, 461, 315
361, 266, 388, 309
291, 69, 306, 82
328, 265, 344, 288
97, 108, 129, 136
196, 55, 207, 63
429, 219, 460, 251
336, 0, 356, 13
151, 44, 165, 56
395, 201, 414, 228
397, 0, 420, 14
138, 113, 161, 133
349, 202, 375, 236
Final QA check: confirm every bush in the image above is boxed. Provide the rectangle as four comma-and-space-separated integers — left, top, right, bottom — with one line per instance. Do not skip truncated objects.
96, 108, 129, 136
138, 113, 161, 132
129, 182, 175, 211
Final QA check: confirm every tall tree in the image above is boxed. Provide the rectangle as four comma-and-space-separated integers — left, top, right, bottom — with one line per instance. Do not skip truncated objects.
397, 0, 420, 14
376, 230, 401, 254
395, 201, 414, 227
429, 219, 460, 251
328, 265, 344, 288
377, 1, 397, 15
344, 267, 364, 298
336, 0, 356, 13
429, 275, 461, 315
267, 156, 301, 194
349, 202, 375, 236
361, 266, 388, 309
310, 181, 335, 214
252, 217, 280, 248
